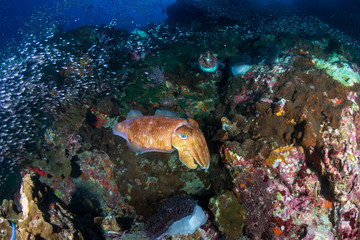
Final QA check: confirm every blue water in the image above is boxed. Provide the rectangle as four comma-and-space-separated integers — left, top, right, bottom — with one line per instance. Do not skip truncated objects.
0, 0, 175, 49
2, 0, 360, 48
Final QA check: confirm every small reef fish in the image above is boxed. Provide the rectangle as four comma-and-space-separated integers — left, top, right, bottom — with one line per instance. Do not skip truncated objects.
112, 110, 210, 169
11, 222, 16, 240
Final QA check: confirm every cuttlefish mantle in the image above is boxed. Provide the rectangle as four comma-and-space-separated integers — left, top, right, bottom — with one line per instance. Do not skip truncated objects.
112, 110, 210, 169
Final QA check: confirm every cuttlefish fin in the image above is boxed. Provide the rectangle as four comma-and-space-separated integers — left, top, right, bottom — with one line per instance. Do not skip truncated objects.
187, 118, 199, 127
177, 149, 198, 169
126, 141, 146, 153
127, 141, 174, 154
112, 122, 127, 139
154, 109, 178, 118
127, 110, 143, 119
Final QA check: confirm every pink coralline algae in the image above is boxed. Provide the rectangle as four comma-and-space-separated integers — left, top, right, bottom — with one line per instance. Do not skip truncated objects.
66, 133, 82, 156
233, 86, 251, 104
320, 105, 360, 200
312, 103, 360, 238
196, 221, 220, 240
44, 128, 82, 163
77, 150, 124, 214
220, 75, 360, 239
230, 145, 359, 239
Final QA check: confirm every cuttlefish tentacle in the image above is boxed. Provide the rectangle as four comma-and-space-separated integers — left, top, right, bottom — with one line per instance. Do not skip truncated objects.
177, 149, 198, 169
172, 119, 210, 169
189, 120, 210, 168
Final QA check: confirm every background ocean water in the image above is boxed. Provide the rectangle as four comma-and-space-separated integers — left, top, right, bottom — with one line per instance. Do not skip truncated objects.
0, 0, 175, 49
1, 0, 360, 48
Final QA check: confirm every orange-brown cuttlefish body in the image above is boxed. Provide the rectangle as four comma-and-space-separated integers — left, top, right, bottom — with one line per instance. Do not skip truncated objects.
112, 110, 210, 169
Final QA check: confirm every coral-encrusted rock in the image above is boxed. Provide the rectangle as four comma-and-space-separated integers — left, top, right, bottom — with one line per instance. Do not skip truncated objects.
231, 146, 346, 239
39, 127, 82, 178
219, 45, 360, 238
209, 191, 246, 240
77, 150, 122, 214
0, 199, 18, 239
0, 218, 14, 240
18, 174, 100, 240
318, 105, 360, 201
0, 199, 18, 220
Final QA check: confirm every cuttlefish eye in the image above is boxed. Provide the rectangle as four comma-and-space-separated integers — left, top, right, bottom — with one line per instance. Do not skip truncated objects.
178, 133, 188, 139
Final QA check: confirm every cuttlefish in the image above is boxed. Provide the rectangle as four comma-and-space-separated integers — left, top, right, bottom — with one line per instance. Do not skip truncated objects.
112, 110, 210, 169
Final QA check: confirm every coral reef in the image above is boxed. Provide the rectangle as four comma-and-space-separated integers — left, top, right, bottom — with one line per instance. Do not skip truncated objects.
147, 66, 166, 87
313, 54, 360, 86
0, 199, 17, 240
39, 127, 82, 177
227, 146, 334, 239
76, 150, 125, 215
17, 174, 100, 239
220, 44, 360, 238
3, 12, 360, 240
209, 191, 246, 240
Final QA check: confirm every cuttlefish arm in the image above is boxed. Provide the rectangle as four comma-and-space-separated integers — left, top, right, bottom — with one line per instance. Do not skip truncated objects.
171, 118, 210, 169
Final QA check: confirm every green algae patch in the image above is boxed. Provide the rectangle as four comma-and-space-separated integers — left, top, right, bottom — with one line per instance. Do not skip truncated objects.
313, 54, 360, 86
180, 171, 206, 195
209, 191, 246, 240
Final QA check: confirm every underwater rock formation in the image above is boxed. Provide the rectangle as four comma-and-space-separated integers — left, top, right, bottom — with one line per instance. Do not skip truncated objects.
209, 191, 246, 240
0, 199, 17, 240
17, 174, 100, 239
220, 37, 360, 238
253, 44, 281, 65
222, 146, 337, 238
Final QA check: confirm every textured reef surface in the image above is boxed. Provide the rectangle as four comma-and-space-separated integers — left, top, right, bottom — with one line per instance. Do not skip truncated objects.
1, 9, 360, 240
